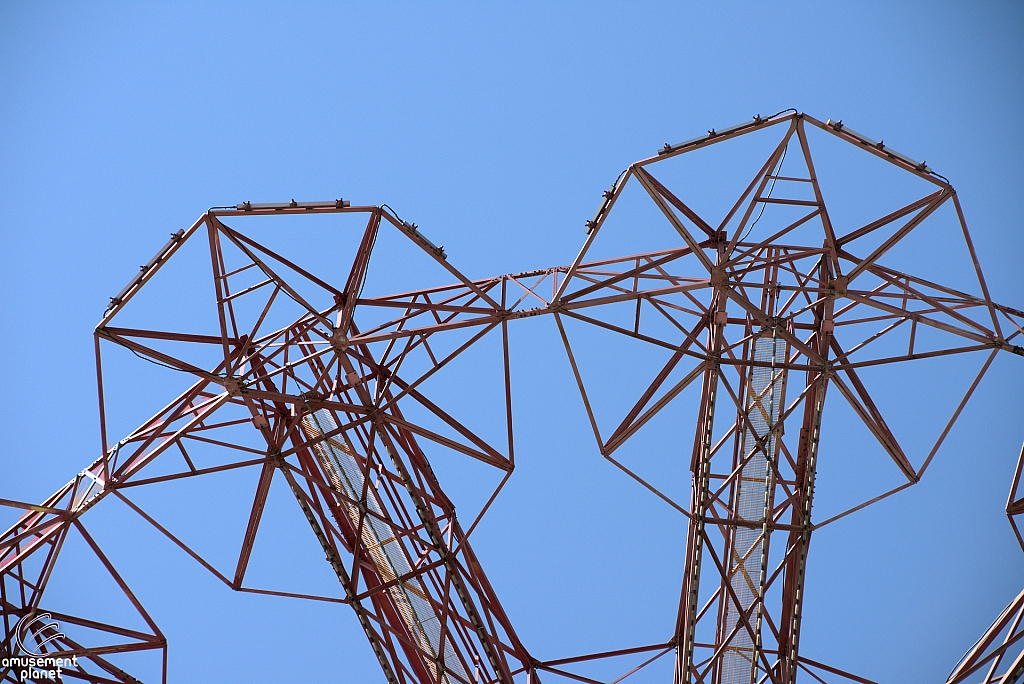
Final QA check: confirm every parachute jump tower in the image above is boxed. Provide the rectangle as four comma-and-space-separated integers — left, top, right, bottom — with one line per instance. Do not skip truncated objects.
2, 111, 1022, 684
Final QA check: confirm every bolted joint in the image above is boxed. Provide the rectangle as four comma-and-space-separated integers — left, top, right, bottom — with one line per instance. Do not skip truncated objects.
829, 276, 849, 298
710, 267, 729, 289
995, 338, 1024, 357
300, 391, 323, 404
330, 329, 350, 353
221, 377, 244, 395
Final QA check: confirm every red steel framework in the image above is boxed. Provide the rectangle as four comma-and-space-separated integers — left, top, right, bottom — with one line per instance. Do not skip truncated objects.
2, 111, 1023, 684
947, 443, 1024, 684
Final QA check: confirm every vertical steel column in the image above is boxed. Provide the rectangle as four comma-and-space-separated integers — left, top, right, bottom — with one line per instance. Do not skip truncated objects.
677, 267, 729, 682
778, 259, 834, 684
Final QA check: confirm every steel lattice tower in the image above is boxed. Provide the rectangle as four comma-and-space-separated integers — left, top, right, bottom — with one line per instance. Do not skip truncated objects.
2, 111, 1022, 684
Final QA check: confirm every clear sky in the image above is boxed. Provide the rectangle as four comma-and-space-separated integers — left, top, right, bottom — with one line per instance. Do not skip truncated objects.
1, 2, 1022, 683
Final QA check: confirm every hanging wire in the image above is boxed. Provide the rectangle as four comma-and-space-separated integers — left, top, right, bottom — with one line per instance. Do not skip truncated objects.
611, 167, 629, 190
355, 222, 380, 304
379, 203, 404, 224
739, 145, 788, 243
107, 336, 227, 378
765, 107, 798, 120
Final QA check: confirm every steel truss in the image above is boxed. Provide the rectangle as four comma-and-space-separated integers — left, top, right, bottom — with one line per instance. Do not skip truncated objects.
946, 443, 1024, 684
2, 112, 1022, 684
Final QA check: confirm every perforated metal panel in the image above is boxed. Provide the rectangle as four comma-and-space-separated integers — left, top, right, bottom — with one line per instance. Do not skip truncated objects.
720, 336, 787, 684
302, 410, 470, 684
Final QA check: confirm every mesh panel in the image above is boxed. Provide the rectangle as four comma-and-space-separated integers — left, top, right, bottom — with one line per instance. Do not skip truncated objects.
302, 410, 471, 684
721, 337, 786, 684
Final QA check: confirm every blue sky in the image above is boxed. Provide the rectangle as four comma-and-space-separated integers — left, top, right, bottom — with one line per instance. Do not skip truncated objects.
2, 2, 1022, 683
